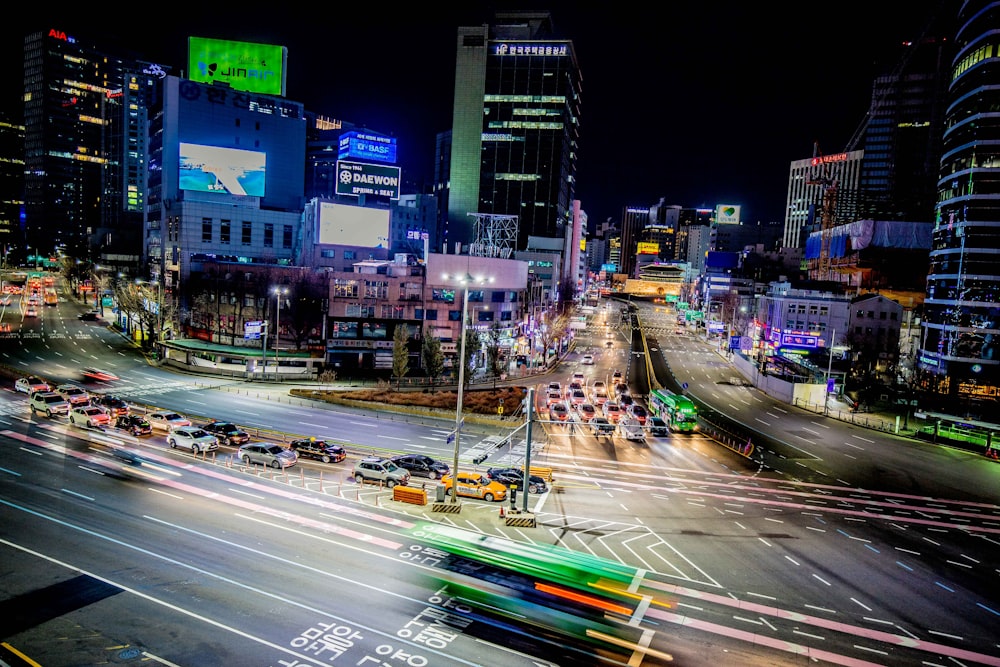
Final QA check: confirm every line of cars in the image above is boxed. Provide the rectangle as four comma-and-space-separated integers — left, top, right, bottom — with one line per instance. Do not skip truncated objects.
544, 371, 666, 439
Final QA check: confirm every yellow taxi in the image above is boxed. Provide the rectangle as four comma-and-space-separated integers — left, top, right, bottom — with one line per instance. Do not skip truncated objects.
441, 472, 508, 502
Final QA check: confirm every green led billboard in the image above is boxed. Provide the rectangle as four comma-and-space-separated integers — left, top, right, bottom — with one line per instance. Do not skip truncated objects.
188, 37, 287, 96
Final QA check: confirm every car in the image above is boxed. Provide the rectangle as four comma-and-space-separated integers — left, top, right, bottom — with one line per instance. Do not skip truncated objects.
566, 380, 584, 396
619, 417, 646, 442
69, 405, 111, 428
78, 311, 101, 321
25, 306, 37, 317
590, 416, 616, 435
238, 442, 297, 469
549, 402, 570, 422
571, 371, 586, 383
167, 427, 220, 454
545, 390, 563, 407
486, 467, 549, 494
618, 392, 634, 407
611, 370, 624, 385
603, 401, 623, 423
605, 340, 613, 348
647, 416, 669, 437
546, 381, 562, 394
576, 402, 597, 422
15, 376, 50, 394
582, 353, 594, 365
568, 388, 587, 406
29, 391, 71, 418
92, 394, 129, 417
389, 453, 450, 480
201, 421, 251, 446
592, 380, 608, 395
147, 411, 192, 431
81, 367, 119, 382
441, 471, 508, 502
629, 404, 648, 425
353, 457, 410, 487
115, 414, 152, 436
288, 438, 347, 464
56, 384, 91, 406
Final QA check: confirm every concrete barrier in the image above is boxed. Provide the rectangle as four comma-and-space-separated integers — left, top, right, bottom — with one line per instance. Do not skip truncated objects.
392, 485, 427, 505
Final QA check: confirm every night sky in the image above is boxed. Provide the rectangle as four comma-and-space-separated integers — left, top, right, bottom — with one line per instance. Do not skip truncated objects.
3, 2, 950, 231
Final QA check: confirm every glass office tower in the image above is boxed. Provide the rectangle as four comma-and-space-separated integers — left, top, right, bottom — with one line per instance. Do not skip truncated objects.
447, 11, 582, 252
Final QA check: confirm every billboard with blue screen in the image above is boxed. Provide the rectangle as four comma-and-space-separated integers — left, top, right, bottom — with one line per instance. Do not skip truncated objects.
179, 143, 266, 197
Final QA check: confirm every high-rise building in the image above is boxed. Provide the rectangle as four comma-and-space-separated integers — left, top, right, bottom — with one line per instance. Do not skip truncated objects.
854, 33, 953, 222
0, 111, 23, 257
782, 150, 864, 251
22, 28, 164, 269
447, 11, 582, 251
917, 1, 1000, 414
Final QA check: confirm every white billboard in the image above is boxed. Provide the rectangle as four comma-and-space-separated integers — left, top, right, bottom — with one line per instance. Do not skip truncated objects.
715, 204, 741, 225
318, 202, 390, 247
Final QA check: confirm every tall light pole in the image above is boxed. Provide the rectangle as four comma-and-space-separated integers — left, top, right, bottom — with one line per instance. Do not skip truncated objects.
444, 271, 492, 505
272, 286, 288, 380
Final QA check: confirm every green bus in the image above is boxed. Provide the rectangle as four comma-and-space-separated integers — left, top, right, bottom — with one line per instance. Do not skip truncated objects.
647, 388, 698, 432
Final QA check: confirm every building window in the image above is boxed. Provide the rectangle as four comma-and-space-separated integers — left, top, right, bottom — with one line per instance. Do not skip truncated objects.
346, 303, 375, 317
202, 218, 212, 243
220, 220, 231, 244
414, 308, 424, 320
501, 310, 512, 321
283, 225, 293, 249
449, 310, 461, 321
242, 221, 252, 246
344, 250, 356, 260
364, 280, 388, 299
320, 250, 335, 258
382, 304, 404, 319
264, 223, 274, 247
491, 291, 506, 303
333, 280, 358, 298
424, 309, 437, 321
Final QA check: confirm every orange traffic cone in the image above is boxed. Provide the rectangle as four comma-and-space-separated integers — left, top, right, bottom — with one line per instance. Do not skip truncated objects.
499, 505, 506, 518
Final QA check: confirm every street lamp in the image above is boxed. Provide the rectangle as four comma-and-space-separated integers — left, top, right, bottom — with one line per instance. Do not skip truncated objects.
443, 271, 493, 505
272, 286, 289, 380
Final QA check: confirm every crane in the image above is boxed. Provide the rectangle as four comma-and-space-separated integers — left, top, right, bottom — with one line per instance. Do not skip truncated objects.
805, 141, 838, 280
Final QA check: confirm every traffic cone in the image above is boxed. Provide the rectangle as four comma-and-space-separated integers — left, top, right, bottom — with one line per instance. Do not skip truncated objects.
499, 505, 506, 518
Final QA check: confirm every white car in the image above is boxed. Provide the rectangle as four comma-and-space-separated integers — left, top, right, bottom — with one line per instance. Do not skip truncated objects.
15, 376, 50, 394
582, 354, 594, 365
69, 405, 111, 428
147, 411, 192, 431
57, 384, 91, 406
166, 427, 219, 454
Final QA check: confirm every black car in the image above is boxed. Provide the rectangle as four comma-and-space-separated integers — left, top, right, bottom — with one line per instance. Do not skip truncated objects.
78, 311, 101, 321
202, 421, 251, 446
92, 394, 129, 417
648, 416, 669, 437
115, 414, 152, 437
288, 438, 346, 464
389, 453, 450, 480
485, 467, 549, 494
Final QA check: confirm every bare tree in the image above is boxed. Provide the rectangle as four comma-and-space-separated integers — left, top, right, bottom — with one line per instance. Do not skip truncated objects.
392, 324, 410, 389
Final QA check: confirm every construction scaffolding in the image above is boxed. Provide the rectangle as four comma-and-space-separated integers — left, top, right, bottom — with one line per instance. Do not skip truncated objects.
468, 213, 519, 259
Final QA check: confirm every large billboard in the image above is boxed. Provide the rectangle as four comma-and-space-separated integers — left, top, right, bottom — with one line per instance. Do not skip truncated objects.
179, 143, 266, 196
318, 202, 390, 247
336, 160, 400, 199
338, 131, 397, 164
188, 37, 287, 96
636, 242, 660, 255
715, 204, 741, 225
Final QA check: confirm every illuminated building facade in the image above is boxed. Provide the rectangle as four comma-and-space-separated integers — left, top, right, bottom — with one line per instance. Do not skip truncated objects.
22, 28, 165, 270
447, 11, 581, 251
918, 1, 1000, 414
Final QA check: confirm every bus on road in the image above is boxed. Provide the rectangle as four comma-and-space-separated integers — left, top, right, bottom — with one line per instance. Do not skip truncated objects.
647, 388, 698, 432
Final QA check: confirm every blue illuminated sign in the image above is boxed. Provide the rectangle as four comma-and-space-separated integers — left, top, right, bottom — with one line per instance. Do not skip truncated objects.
337, 131, 397, 164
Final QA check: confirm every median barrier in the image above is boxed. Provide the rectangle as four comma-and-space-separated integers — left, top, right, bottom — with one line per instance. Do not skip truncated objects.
392, 485, 427, 506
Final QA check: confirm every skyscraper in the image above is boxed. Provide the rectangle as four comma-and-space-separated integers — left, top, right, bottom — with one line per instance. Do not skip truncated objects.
447, 11, 582, 252
21, 28, 161, 269
918, 1, 1000, 414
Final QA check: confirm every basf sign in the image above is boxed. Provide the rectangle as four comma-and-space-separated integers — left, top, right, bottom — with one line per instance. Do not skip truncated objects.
336, 161, 400, 199
715, 204, 741, 225
338, 132, 397, 164
188, 37, 287, 96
